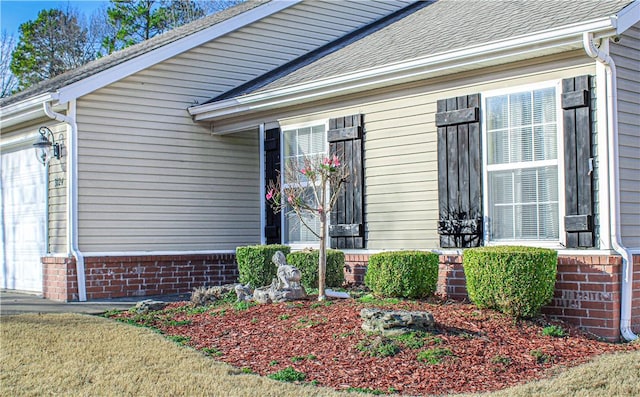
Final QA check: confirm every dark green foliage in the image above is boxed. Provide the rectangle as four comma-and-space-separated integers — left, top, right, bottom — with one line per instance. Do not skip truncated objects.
104, 0, 205, 53
364, 251, 439, 299
286, 249, 345, 289
11, 9, 94, 89
463, 246, 558, 318
236, 245, 290, 288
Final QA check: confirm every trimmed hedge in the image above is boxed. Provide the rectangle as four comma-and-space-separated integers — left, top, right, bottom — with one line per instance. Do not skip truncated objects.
286, 249, 345, 289
463, 246, 558, 318
364, 251, 439, 299
236, 245, 291, 288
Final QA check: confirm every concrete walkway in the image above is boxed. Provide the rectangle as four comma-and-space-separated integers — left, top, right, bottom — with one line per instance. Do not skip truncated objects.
0, 289, 190, 316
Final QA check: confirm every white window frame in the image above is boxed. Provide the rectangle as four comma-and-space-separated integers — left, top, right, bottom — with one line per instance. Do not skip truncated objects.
481, 80, 566, 248
280, 120, 330, 249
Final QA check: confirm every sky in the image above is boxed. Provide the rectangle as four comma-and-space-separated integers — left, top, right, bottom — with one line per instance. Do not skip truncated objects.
1, 0, 109, 37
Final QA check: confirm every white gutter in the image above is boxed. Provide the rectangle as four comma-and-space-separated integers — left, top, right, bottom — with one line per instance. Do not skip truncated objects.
583, 32, 637, 342
0, 93, 56, 129
189, 17, 616, 121
43, 100, 87, 302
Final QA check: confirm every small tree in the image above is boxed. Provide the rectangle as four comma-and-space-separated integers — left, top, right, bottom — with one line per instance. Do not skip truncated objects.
266, 154, 348, 301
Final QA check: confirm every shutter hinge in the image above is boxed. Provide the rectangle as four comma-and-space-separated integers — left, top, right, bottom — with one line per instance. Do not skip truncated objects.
589, 158, 594, 175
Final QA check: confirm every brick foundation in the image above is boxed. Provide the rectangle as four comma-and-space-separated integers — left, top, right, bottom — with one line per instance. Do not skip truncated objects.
343, 254, 369, 285
344, 251, 640, 342
41, 250, 639, 341
42, 253, 238, 302
42, 256, 78, 301
633, 255, 640, 335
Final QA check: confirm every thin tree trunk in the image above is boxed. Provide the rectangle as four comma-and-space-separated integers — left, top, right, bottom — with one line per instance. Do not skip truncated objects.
318, 214, 327, 301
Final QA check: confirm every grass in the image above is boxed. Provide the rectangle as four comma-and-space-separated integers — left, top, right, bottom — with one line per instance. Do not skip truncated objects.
1, 313, 639, 397
417, 347, 454, 364
0, 313, 357, 397
268, 367, 306, 382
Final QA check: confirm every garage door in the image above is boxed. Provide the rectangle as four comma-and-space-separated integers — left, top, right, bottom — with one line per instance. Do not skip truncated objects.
1, 145, 46, 292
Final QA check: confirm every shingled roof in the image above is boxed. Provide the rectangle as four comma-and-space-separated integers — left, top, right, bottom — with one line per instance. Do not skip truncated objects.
0, 0, 266, 107
206, 0, 634, 100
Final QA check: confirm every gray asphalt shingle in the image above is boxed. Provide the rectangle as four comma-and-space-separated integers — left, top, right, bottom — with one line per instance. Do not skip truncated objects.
255, 0, 632, 93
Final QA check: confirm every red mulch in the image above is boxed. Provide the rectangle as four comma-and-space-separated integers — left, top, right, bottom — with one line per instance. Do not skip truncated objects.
113, 297, 639, 396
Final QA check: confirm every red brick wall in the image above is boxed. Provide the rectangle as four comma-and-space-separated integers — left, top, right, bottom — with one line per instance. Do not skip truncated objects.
344, 254, 368, 285
542, 255, 622, 341
633, 255, 640, 335
437, 254, 467, 300
42, 254, 238, 301
42, 256, 78, 301
343, 252, 640, 342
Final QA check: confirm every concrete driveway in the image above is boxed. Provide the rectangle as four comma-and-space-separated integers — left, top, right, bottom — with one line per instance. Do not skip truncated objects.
0, 289, 190, 316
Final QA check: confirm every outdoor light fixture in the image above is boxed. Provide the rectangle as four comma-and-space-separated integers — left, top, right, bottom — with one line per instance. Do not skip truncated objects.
33, 126, 62, 166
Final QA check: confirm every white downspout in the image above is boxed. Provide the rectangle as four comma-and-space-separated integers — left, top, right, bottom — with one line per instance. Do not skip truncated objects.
43, 101, 86, 302
583, 32, 637, 341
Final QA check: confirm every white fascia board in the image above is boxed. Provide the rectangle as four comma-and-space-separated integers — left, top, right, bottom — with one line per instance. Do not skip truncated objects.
190, 17, 616, 122
55, 0, 301, 105
613, 0, 640, 35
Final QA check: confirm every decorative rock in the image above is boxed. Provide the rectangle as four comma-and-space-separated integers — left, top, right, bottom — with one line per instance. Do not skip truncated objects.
134, 299, 168, 313
192, 284, 239, 306
246, 252, 307, 304
234, 283, 253, 302
360, 308, 435, 336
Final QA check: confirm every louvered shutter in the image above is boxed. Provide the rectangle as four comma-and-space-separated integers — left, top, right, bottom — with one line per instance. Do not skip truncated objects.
264, 127, 281, 244
562, 75, 594, 248
328, 114, 365, 249
436, 94, 482, 248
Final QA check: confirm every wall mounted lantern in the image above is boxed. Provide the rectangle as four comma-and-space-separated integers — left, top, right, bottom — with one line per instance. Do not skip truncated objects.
33, 126, 62, 166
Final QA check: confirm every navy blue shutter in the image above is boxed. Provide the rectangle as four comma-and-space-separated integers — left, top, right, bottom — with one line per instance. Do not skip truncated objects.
435, 94, 482, 248
562, 75, 594, 248
328, 114, 365, 249
264, 127, 281, 244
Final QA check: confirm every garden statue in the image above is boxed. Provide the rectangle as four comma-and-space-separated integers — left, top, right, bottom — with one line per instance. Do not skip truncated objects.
273, 251, 302, 290
235, 251, 307, 304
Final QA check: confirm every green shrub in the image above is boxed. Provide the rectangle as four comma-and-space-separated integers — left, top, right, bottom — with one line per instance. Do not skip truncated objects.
236, 245, 291, 288
463, 246, 557, 318
364, 251, 439, 299
286, 249, 345, 289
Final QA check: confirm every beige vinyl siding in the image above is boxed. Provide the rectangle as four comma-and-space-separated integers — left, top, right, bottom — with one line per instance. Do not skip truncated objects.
0, 119, 68, 254
72, 0, 412, 252
45, 122, 68, 254
278, 54, 595, 250
611, 23, 640, 249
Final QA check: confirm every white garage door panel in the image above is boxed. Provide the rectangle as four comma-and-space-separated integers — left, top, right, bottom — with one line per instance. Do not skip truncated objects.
1, 147, 46, 292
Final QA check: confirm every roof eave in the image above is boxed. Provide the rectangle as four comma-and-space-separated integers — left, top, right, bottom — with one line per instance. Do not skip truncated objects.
0, 93, 57, 130
189, 17, 619, 123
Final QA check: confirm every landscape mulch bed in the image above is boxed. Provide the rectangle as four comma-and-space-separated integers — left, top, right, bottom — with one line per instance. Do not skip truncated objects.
111, 297, 639, 396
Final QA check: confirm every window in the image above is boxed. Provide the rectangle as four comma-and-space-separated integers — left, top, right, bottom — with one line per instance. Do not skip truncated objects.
282, 123, 327, 245
484, 85, 560, 241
